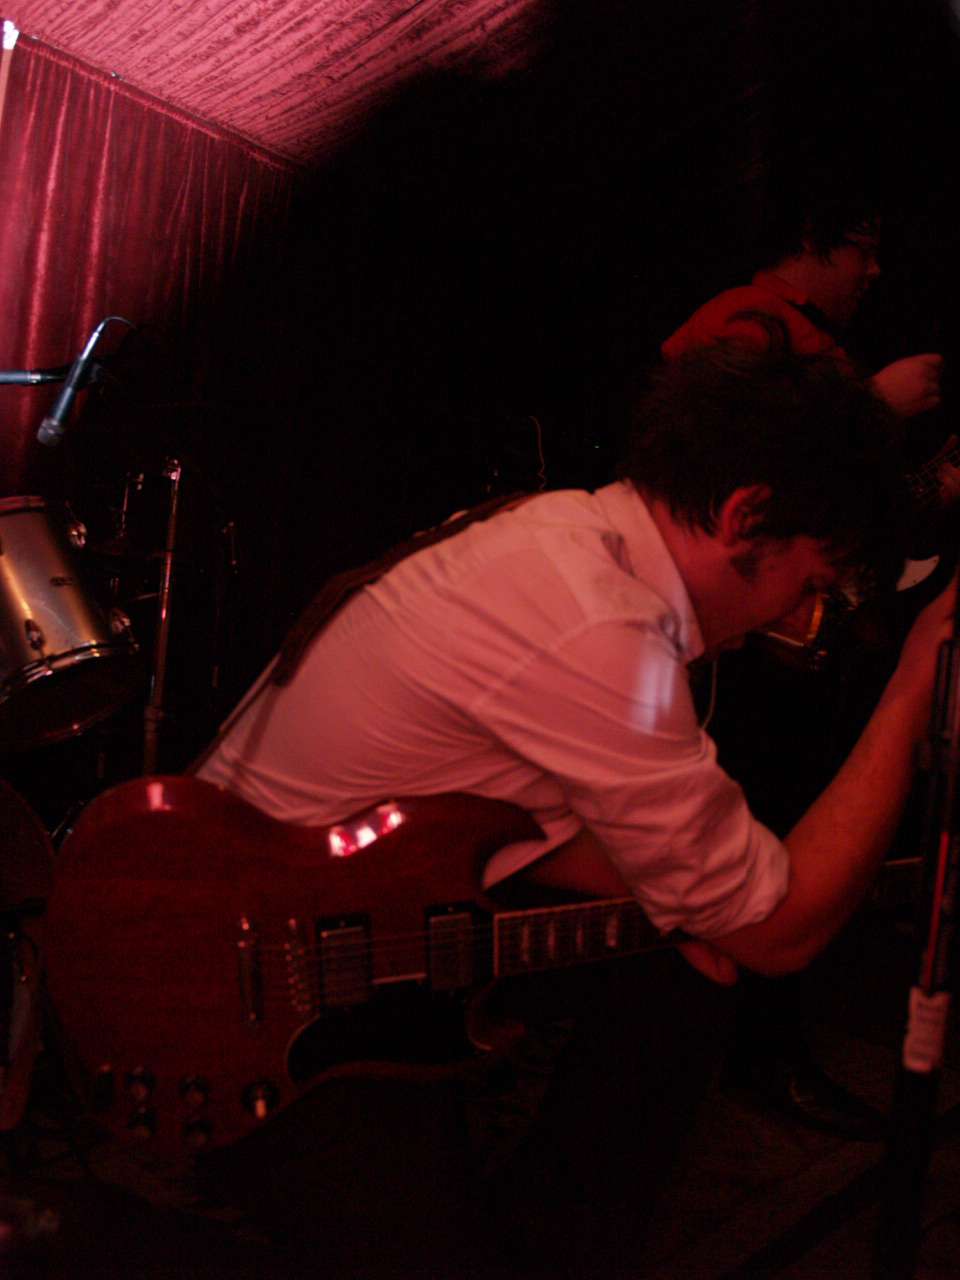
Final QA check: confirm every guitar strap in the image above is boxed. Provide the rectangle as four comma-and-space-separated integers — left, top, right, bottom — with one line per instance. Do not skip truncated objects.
188, 490, 535, 772
272, 490, 535, 686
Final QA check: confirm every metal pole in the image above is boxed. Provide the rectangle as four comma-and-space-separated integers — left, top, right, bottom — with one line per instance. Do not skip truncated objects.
872, 612, 960, 1278
142, 459, 181, 775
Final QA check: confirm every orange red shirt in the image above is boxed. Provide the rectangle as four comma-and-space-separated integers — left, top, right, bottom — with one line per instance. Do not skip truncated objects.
661, 270, 848, 362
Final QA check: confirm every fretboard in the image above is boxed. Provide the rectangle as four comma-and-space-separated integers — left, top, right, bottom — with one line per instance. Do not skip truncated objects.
908, 442, 960, 511
493, 897, 660, 977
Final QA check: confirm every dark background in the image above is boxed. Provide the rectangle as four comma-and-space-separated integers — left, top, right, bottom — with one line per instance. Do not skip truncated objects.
6, 0, 960, 812
212, 0, 960, 676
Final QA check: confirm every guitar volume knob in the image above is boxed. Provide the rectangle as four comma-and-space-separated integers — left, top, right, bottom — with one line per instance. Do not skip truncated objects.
128, 1107, 157, 1141
178, 1075, 210, 1112
124, 1067, 156, 1104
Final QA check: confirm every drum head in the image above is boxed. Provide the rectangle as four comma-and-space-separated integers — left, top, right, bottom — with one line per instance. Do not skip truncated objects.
0, 648, 143, 753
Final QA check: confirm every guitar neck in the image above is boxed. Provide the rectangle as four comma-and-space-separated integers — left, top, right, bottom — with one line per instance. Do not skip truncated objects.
493, 896, 659, 977
908, 443, 960, 511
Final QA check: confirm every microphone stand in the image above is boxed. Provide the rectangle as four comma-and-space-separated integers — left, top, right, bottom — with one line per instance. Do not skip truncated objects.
872, 591, 960, 1278
142, 458, 182, 776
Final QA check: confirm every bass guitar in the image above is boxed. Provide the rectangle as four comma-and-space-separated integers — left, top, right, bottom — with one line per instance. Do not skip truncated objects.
43, 777, 663, 1156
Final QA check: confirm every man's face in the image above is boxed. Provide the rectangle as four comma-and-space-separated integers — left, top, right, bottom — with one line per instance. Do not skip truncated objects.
705, 536, 844, 657
810, 226, 882, 330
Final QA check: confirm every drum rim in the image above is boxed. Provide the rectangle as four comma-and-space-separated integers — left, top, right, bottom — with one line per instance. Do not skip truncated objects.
0, 641, 140, 697
0, 495, 46, 515
0, 643, 143, 751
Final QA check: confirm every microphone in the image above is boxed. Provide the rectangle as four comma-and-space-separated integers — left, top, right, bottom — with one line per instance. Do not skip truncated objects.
36, 319, 109, 447
0, 365, 71, 385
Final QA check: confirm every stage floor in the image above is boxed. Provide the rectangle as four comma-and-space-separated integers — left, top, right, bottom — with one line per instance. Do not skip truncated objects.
2, 900, 960, 1278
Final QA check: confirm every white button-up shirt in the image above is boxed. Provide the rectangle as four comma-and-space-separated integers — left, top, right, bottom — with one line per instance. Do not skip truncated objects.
199, 481, 789, 938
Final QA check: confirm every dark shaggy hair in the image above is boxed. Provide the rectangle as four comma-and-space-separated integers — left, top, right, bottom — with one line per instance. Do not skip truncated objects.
755, 158, 881, 267
620, 334, 909, 596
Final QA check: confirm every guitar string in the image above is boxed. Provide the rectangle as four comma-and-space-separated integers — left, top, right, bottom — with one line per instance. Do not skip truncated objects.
100, 865, 913, 1012
53, 903, 653, 977
254, 902, 649, 961
242, 932, 674, 1014
240, 903, 662, 1010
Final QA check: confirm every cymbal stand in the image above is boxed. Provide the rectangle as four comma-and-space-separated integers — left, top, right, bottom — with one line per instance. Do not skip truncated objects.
142, 458, 181, 775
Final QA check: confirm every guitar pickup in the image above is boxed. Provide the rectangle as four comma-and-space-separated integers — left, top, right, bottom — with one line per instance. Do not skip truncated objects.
426, 904, 477, 993
316, 913, 370, 1008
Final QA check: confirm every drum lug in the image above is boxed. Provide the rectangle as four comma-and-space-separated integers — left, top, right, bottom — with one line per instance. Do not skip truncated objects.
23, 619, 44, 652
64, 504, 87, 550
109, 608, 135, 644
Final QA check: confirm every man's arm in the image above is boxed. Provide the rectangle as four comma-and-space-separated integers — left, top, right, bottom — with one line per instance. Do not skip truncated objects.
711, 576, 955, 975
522, 826, 741, 984
527, 578, 954, 980
872, 353, 943, 417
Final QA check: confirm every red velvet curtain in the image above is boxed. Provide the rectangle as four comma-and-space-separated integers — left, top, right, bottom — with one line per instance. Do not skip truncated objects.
0, 35, 298, 495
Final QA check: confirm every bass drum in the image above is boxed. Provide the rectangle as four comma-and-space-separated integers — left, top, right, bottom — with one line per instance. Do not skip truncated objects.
0, 497, 142, 752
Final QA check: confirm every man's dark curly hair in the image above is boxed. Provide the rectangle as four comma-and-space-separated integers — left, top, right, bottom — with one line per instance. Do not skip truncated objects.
755, 157, 881, 266
620, 334, 910, 596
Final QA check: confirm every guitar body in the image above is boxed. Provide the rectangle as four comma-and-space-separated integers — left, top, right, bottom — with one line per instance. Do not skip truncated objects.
43, 777, 544, 1154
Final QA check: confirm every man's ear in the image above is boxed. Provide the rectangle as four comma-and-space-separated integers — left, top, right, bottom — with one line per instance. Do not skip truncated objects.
716, 484, 771, 547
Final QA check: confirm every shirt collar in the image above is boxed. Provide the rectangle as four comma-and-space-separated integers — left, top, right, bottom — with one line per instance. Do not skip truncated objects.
752, 268, 841, 341
751, 269, 810, 307
593, 480, 705, 661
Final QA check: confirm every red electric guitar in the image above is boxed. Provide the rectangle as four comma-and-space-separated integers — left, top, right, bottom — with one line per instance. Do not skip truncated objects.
43, 777, 663, 1156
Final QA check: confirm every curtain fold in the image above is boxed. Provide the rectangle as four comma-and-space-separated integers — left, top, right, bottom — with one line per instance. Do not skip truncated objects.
0, 37, 297, 494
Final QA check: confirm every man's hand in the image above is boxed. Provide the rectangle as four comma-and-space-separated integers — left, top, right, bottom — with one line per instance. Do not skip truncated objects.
677, 938, 739, 985
896, 570, 958, 701
872, 353, 943, 417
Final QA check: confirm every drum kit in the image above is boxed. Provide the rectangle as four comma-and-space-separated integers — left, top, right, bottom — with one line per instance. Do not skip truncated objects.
0, 319, 237, 777
0, 321, 218, 1129
0, 323, 179, 760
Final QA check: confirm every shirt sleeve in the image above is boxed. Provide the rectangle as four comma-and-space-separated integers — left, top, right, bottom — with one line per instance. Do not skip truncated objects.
472, 617, 790, 938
